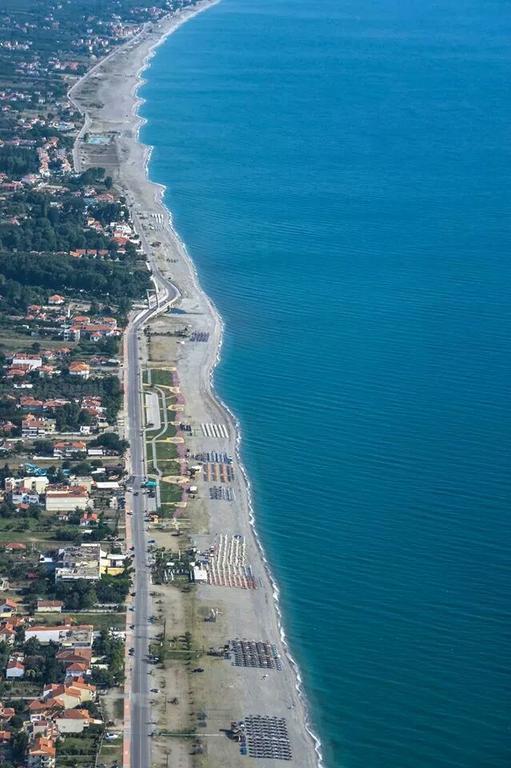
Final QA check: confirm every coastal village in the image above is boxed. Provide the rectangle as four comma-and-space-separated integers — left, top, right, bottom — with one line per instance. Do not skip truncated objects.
0, 0, 320, 768
0, 2, 198, 767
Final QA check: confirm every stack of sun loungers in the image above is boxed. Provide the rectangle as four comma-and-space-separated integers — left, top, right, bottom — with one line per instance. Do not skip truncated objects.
203, 463, 234, 482
239, 715, 292, 760
230, 640, 282, 670
209, 486, 234, 501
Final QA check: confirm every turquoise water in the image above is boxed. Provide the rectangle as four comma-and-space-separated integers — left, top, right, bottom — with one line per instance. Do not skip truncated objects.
140, 1, 511, 766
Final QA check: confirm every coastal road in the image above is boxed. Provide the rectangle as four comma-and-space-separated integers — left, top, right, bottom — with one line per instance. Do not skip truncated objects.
125, 273, 178, 768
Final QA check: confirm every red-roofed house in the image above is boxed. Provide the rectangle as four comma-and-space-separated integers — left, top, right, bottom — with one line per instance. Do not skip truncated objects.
21, 414, 56, 438
48, 294, 65, 305
6, 658, 24, 679
0, 599, 17, 617
36, 600, 64, 613
54, 708, 101, 734
27, 735, 56, 768
68, 361, 90, 380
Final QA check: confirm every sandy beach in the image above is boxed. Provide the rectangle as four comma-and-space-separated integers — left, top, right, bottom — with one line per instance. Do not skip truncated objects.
70, 3, 321, 767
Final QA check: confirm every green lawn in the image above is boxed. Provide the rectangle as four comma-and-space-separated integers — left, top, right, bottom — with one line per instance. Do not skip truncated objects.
157, 460, 181, 477
150, 368, 173, 387
155, 439, 177, 461
160, 481, 182, 506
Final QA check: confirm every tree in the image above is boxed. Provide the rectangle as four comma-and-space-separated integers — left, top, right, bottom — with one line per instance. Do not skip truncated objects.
12, 731, 28, 760
33, 439, 53, 456
90, 432, 128, 454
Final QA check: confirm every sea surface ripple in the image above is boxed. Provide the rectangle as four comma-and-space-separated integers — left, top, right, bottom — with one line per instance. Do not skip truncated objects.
140, 1, 511, 766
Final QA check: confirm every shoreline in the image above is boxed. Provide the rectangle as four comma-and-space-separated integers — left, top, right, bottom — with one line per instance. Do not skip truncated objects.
71, 2, 323, 766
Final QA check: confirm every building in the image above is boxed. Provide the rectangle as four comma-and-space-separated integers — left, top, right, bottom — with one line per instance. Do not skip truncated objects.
27, 736, 56, 768
87, 446, 104, 457
6, 658, 24, 679
68, 361, 90, 380
42, 678, 96, 708
0, 730, 11, 748
25, 624, 93, 648
79, 511, 98, 527
5, 476, 49, 494
0, 599, 17, 617
48, 294, 65, 305
54, 544, 101, 581
45, 485, 91, 513
36, 600, 63, 614
53, 441, 86, 458
54, 708, 101, 734
21, 414, 56, 438
94, 480, 120, 491
11, 353, 42, 371
59, 625, 94, 650
56, 648, 91, 678
0, 704, 15, 722
24, 626, 67, 644
12, 490, 40, 507
70, 475, 94, 492
0, 623, 16, 645
100, 550, 127, 576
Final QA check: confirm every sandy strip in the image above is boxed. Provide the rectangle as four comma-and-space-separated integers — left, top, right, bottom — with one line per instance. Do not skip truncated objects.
70, 3, 323, 766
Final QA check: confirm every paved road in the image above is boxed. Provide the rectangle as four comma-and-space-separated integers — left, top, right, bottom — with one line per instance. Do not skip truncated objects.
125, 260, 178, 768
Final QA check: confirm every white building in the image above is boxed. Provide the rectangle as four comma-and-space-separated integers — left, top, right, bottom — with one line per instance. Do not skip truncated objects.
5, 476, 49, 494
12, 491, 40, 507
11, 353, 42, 370
6, 658, 25, 678
24, 626, 64, 644
36, 600, 63, 613
54, 709, 101, 734
45, 486, 91, 513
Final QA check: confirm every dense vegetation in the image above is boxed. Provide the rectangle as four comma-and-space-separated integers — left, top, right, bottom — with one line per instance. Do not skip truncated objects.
0, 146, 38, 177
0, 252, 150, 306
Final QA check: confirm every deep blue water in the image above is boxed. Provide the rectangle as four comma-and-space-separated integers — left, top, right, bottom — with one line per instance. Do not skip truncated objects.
140, 1, 511, 766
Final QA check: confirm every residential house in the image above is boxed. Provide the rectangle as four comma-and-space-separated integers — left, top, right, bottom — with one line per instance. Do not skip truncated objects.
0, 730, 11, 750
53, 441, 86, 459
12, 490, 40, 507
79, 511, 98, 527
56, 648, 91, 679
11, 353, 42, 371
0, 704, 15, 722
6, 657, 24, 679
69, 475, 93, 493
54, 708, 101, 734
21, 414, 56, 438
48, 294, 65, 305
36, 600, 63, 613
27, 735, 56, 768
0, 599, 17, 617
0, 622, 16, 645
42, 678, 96, 708
68, 361, 90, 380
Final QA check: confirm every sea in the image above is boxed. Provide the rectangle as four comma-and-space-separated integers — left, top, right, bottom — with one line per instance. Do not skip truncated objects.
139, 1, 511, 766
